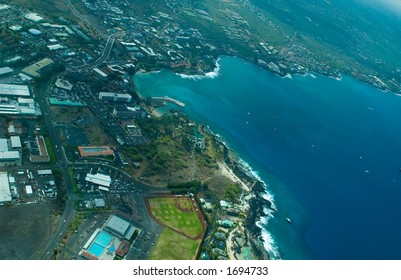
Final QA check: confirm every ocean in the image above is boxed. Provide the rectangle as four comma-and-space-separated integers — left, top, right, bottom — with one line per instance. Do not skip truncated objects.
134, 56, 401, 260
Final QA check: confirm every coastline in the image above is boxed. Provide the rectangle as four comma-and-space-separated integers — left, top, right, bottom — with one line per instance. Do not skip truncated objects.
135, 58, 281, 260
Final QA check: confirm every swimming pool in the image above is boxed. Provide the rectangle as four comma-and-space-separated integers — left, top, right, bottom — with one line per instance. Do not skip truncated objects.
95, 231, 112, 247
88, 242, 104, 257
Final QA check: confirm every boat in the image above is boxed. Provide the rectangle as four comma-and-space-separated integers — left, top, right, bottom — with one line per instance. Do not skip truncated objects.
286, 217, 292, 224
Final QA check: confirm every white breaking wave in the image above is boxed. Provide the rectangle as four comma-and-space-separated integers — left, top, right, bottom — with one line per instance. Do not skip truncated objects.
256, 217, 281, 259
211, 130, 280, 259
177, 58, 221, 80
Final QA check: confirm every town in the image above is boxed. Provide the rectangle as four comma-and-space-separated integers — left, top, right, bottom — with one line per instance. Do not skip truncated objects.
0, 0, 270, 260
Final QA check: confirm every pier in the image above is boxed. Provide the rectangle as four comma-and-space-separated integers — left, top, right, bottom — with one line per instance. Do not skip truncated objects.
151, 96, 185, 107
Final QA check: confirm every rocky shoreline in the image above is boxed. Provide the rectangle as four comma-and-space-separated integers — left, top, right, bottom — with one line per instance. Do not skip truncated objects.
215, 133, 277, 260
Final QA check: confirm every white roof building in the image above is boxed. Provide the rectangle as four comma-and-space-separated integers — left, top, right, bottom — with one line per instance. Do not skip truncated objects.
47, 44, 65, 51
10, 136, 21, 149
0, 67, 14, 76
0, 138, 8, 152
0, 84, 30, 97
38, 169, 52, 175
0, 151, 20, 161
85, 173, 112, 187
0, 172, 11, 203
25, 185, 33, 195
104, 215, 135, 239
25, 13, 44, 22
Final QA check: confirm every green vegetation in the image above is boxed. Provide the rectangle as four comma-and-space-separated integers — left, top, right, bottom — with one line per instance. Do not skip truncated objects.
224, 183, 242, 203
149, 228, 201, 260
62, 213, 85, 245
44, 136, 57, 163
148, 197, 203, 238
68, 168, 79, 193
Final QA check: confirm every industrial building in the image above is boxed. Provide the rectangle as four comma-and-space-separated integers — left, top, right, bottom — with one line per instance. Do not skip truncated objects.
0, 172, 11, 203
0, 138, 20, 162
0, 84, 30, 97
10, 136, 21, 149
0, 67, 14, 76
22, 58, 54, 78
85, 173, 112, 188
99, 92, 132, 103
0, 99, 38, 115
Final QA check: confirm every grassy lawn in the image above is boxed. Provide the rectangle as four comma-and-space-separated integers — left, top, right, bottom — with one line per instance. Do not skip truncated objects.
149, 228, 201, 260
148, 197, 203, 238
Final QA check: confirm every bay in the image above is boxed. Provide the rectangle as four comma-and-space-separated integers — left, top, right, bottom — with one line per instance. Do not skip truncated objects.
134, 56, 401, 260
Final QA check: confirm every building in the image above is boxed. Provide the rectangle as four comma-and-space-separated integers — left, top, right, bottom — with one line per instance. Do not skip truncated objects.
0, 172, 11, 203
38, 169, 52, 176
24, 13, 44, 22
10, 136, 21, 149
25, 185, 33, 195
94, 198, 106, 208
103, 215, 136, 240
85, 173, 112, 187
47, 44, 65, 51
113, 105, 145, 119
99, 92, 132, 103
93, 68, 108, 80
78, 146, 114, 157
30, 135, 50, 162
0, 84, 30, 97
0, 138, 8, 152
55, 79, 73, 91
0, 67, 14, 76
28, 28, 42, 35
22, 58, 54, 78
115, 240, 130, 257
0, 151, 20, 161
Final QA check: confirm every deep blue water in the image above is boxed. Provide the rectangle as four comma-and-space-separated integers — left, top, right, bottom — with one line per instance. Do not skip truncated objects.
134, 57, 401, 260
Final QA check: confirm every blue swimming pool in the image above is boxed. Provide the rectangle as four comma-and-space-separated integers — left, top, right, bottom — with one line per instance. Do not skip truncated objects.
95, 231, 112, 247
88, 242, 104, 257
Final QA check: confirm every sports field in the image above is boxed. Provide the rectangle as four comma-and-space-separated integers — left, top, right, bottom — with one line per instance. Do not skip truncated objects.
147, 196, 203, 238
149, 228, 201, 260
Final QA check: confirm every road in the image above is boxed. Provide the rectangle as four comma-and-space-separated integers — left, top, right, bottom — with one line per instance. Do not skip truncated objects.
36, 80, 76, 260
72, 32, 122, 71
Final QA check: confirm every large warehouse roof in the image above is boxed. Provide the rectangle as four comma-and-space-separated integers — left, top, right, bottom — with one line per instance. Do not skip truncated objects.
0, 67, 14, 76
10, 136, 21, 148
0, 172, 11, 203
0, 151, 20, 161
0, 84, 30, 97
0, 138, 8, 152
85, 173, 111, 187
104, 215, 130, 237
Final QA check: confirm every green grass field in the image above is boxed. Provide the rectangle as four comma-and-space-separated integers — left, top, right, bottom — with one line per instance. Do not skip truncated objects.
149, 228, 201, 260
148, 197, 203, 238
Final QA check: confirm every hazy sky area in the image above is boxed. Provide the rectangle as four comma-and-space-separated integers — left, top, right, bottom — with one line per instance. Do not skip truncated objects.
360, 0, 401, 16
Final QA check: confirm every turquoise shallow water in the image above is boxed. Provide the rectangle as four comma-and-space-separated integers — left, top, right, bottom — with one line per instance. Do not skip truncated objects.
135, 56, 401, 259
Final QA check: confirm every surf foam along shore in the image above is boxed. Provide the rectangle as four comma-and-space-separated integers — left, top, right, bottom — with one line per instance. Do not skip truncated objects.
211, 129, 281, 259
176, 58, 221, 80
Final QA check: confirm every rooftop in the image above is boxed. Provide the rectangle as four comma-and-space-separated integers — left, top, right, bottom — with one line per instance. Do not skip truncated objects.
104, 215, 130, 237
0, 172, 11, 203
